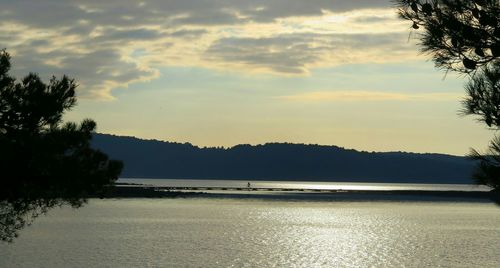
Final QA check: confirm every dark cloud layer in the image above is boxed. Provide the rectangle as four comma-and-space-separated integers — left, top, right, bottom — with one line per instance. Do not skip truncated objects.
0, 0, 402, 98
206, 32, 412, 74
1, 0, 391, 27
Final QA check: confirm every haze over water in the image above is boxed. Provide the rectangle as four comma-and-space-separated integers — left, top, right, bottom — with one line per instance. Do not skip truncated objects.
2, 198, 499, 267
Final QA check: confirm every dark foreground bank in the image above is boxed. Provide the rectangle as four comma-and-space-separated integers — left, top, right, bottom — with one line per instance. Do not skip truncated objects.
99, 184, 500, 203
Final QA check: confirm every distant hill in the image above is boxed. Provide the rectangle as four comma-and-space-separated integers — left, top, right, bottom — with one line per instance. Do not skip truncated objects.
91, 133, 476, 184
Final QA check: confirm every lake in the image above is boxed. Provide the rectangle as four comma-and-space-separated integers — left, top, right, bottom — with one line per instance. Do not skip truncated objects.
1, 197, 499, 267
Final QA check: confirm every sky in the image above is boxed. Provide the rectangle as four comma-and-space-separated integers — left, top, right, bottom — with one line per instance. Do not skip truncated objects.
0, 0, 494, 155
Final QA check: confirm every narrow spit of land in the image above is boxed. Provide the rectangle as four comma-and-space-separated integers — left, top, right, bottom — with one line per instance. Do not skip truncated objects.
100, 183, 499, 203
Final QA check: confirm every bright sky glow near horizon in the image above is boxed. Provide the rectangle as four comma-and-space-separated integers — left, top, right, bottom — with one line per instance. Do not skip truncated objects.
0, 0, 494, 155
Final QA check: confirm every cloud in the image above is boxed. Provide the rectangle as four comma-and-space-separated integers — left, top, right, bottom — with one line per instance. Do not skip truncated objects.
205, 35, 320, 74
94, 28, 164, 42
0, 0, 417, 99
352, 15, 395, 23
170, 29, 208, 38
9, 42, 159, 100
278, 91, 462, 102
205, 32, 415, 74
1, 1, 392, 27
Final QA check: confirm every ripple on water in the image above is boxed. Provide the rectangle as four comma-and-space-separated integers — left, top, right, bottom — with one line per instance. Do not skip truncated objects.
1, 199, 499, 267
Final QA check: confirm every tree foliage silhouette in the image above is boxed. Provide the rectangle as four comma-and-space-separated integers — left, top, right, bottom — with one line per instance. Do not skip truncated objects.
463, 62, 500, 128
396, 0, 499, 73
0, 49, 123, 242
395, 0, 500, 190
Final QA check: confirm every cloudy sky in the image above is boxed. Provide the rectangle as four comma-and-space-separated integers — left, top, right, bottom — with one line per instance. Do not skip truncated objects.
0, 0, 493, 155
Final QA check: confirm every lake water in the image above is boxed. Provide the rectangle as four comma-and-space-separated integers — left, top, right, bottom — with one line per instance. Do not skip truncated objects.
1, 198, 499, 267
118, 178, 491, 191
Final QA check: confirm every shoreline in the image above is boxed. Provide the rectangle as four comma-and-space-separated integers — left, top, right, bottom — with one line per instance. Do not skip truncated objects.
100, 185, 500, 203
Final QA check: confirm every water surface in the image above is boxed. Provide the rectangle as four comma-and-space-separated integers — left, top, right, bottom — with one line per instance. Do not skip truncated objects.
1, 198, 499, 267
119, 178, 491, 191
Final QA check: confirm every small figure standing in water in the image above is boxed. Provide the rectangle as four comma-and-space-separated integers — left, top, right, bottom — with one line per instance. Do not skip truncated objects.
247, 182, 251, 189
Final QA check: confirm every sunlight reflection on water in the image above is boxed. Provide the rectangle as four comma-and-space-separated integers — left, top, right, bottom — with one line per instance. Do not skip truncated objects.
119, 178, 491, 191
1, 199, 499, 267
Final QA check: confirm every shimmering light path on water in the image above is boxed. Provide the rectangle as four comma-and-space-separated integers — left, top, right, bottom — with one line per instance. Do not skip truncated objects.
119, 178, 491, 192
1, 199, 499, 267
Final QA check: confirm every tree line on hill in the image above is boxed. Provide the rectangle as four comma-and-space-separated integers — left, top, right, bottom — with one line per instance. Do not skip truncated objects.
92, 133, 476, 184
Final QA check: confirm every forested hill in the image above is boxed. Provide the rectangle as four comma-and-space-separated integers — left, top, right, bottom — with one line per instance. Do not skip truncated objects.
92, 133, 476, 184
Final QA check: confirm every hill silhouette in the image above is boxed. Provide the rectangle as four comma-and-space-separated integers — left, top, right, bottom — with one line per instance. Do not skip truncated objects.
92, 133, 476, 184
